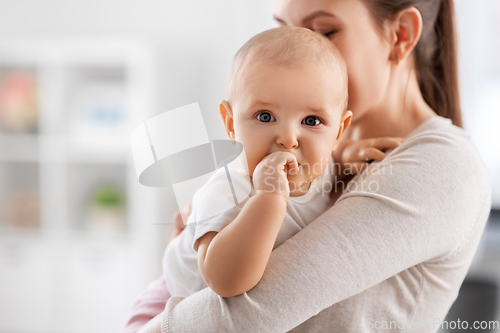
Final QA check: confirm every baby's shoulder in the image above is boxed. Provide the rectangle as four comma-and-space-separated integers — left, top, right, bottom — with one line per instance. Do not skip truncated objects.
189, 165, 252, 224
198, 166, 251, 199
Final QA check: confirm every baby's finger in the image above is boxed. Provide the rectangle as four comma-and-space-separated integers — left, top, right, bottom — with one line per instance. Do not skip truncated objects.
273, 152, 299, 174
362, 147, 387, 162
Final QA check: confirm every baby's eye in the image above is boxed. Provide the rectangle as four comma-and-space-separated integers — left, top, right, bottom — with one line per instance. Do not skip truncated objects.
256, 112, 275, 123
302, 116, 321, 126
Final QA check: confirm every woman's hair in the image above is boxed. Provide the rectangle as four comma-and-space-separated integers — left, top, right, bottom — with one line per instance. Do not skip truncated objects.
363, 0, 462, 128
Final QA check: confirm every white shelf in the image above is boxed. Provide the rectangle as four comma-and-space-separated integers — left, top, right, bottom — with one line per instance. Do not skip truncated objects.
64, 135, 130, 165
0, 133, 39, 163
0, 39, 164, 333
0, 133, 131, 165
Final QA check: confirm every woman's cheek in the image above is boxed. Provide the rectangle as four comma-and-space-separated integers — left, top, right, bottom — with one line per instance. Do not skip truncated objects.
343, 55, 365, 114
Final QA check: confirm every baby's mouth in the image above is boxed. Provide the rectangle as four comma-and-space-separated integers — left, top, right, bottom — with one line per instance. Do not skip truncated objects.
287, 163, 301, 175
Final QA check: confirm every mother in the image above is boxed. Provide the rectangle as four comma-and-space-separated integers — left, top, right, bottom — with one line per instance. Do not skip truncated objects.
125, 0, 491, 332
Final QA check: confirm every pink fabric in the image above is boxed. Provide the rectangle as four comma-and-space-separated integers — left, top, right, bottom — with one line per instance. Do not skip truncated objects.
122, 277, 170, 333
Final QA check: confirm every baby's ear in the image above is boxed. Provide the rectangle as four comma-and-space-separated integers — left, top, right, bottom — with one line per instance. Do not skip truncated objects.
333, 110, 353, 150
219, 100, 235, 139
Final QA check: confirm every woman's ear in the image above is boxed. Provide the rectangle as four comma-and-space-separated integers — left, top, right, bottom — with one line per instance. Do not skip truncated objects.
389, 7, 423, 65
333, 110, 352, 150
219, 100, 235, 139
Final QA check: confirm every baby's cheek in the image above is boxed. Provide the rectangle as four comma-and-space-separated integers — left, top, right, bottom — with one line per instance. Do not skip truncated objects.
240, 151, 261, 177
236, 152, 252, 176
309, 153, 330, 178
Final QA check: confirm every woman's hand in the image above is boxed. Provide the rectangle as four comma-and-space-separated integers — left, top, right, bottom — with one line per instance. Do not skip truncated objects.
169, 202, 191, 241
332, 137, 405, 180
329, 137, 405, 206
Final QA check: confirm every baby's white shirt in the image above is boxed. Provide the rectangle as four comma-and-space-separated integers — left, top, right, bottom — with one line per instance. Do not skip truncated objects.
162, 157, 335, 297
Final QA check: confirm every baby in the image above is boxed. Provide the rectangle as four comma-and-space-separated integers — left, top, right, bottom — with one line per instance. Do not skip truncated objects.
163, 26, 353, 298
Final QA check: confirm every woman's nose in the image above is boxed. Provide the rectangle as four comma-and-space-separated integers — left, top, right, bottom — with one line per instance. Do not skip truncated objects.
276, 129, 299, 149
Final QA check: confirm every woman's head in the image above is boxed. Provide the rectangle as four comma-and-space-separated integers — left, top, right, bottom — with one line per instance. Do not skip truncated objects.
274, 0, 461, 128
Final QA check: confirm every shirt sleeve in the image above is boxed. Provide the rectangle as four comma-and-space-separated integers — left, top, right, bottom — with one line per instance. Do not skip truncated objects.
122, 276, 170, 333
189, 167, 252, 252
161, 127, 491, 333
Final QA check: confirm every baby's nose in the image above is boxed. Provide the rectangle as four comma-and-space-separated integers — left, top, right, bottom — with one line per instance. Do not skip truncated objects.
276, 130, 298, 149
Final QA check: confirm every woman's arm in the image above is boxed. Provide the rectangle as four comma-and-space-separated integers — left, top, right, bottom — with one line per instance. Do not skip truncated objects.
158, 130, 491, 332
122, 277, 170, 333
196, 192, 287, 297
136, 312, 163, 333
122, 206, 188, 333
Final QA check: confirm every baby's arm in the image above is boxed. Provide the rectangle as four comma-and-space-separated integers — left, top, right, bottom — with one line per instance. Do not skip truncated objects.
195, 151, 298, 298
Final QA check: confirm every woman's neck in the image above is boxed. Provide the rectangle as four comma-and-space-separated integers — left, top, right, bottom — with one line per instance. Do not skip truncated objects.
343, 65, 437, 141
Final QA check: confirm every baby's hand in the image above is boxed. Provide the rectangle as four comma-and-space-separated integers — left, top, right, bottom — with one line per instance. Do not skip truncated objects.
333, 137, 405, 179
252, 151, 299, 199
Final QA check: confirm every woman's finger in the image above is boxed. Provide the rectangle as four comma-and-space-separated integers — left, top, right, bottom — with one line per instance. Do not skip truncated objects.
341, 161, 369, 175
362, 147, 387, 162
367, 137, 405, 150
175, 211, 185, 227
169, 210, 185, 240
181, 202, 192, 221
171, 202, 191, 233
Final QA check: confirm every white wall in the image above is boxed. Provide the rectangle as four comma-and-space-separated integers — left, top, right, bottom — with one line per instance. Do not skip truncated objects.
455, 0, 500, 207
0, 0, 276, 231
1, 0, 497, 206
0, 1, 276, 331
0, 0, 274, 134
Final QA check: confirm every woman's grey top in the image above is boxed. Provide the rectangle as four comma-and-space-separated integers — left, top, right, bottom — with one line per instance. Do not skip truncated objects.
161, 115, 492, 333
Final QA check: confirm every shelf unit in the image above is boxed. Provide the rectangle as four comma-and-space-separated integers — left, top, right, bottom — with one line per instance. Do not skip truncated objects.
0, 39, 166, 332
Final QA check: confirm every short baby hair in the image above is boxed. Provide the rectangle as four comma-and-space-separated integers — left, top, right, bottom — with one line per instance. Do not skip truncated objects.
228, 26, 348, 112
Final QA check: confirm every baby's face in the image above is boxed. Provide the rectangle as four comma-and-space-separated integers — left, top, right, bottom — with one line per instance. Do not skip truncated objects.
230, 60, 346, 195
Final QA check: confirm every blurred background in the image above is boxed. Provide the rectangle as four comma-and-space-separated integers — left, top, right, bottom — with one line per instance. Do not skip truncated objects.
0, 0, 498, 332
